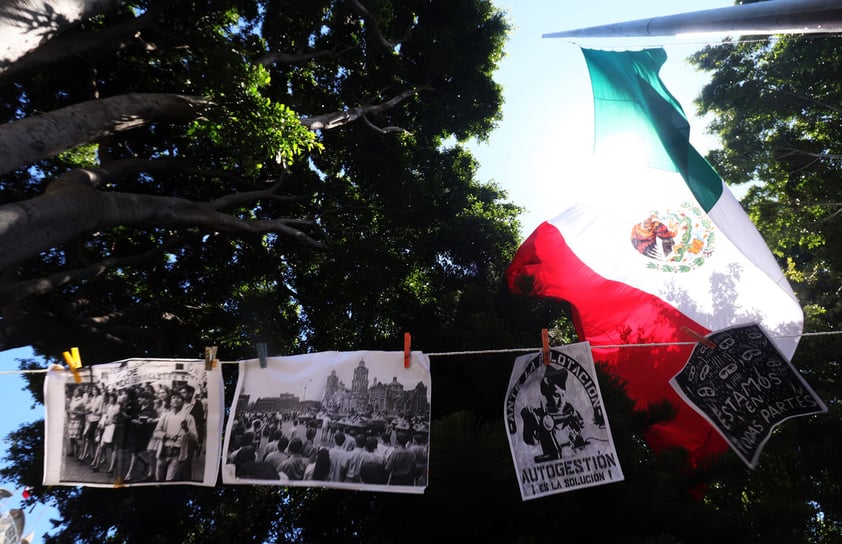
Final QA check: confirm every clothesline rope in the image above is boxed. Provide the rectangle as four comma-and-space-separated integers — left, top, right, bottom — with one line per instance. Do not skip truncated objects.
1, 330, 839, 375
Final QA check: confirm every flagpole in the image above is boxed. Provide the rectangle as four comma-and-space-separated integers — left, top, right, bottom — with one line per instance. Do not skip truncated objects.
542, 0, 842, 38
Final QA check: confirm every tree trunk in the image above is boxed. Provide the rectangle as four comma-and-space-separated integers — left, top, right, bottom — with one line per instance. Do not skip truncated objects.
0, 93, 212, 175
0, 0, 117, 69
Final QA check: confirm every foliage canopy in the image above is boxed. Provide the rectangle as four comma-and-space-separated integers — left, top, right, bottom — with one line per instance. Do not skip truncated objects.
1, 1, 841, 542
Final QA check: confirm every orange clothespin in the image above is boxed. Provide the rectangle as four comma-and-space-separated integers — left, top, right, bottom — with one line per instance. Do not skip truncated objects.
256, 343, 268, 369
62, 347, 83, 383
681, 326, 717, 349
403, 332, 411, 369
541, 328, 550, 366
204, 346, 218, 371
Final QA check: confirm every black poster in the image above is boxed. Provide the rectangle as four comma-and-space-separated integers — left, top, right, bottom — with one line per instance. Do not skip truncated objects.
670, 324, 826, 468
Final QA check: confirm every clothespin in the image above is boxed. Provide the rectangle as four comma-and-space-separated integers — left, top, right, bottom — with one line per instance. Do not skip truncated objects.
256, 343, 268, 369
403, 332, 411, 369
541, 328, 550, 366
204, 346, 218, 371
62, 347, 83, 383
681, 326, 717, 349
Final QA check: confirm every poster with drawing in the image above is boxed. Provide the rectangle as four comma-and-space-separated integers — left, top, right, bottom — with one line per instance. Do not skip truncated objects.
222, 350, 431, 494
504, 342, 624, 501
671, 323, 827, 468
44, 358, 224, 487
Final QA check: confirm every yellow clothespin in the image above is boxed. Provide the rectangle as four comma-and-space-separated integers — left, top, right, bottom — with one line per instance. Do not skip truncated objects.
403, 332, 411, 369
256, 343, 268, 369
62, 347, 83, 383
205, 346, 218, 371
541, 329, 550, 366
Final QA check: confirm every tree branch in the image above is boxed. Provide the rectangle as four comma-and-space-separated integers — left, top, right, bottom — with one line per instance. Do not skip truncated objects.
91, 156, 288, 188
0, 302, 141, 352
0, 0, 120, 70
361, 113, 410, 135
200, 175, 316, 209
168, 204, 325, 247
0, 2, 170, 78
255, 48, 339, 67
0, 237, 182, 305
820, 207, 842, 224
776, 146, 842, 161
344, 0, 395, 50
299, 87, 427, 130
770, 85, 842, 115
0, 168, 327, 270
0, 93, 214, 176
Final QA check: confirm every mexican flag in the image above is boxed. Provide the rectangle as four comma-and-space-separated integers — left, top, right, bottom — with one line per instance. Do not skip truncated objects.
506, 48, 803, 466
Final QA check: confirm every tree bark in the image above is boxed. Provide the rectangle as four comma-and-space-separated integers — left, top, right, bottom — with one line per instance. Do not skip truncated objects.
0, 93, 212, 175
1, 1, 168, 78
0, 0, 117, 69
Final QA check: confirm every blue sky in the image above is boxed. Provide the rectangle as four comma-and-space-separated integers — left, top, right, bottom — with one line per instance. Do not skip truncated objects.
0, 2, 737, 542
0, 346, 45, 544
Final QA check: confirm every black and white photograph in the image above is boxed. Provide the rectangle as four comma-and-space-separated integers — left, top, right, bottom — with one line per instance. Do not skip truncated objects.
671, 323, 828, 468
505, 343, 624, 501
222, 350, 431, 494
44, 359, 224, 487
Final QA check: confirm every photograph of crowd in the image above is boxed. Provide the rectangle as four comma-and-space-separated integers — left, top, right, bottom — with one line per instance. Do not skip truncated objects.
223, 350, 431, 494
44, 359, 224, 487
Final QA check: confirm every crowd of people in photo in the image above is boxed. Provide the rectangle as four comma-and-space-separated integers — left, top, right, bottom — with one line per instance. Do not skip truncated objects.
63, 381, 207, 483
61, 380, 431, 488
227, 411, 429, 486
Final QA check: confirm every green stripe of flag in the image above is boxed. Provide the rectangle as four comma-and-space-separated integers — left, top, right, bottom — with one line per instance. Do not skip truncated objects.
582, 47, 723, 212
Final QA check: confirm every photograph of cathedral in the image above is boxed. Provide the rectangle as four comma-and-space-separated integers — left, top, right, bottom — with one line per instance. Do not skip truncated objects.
222, 350, 431, 493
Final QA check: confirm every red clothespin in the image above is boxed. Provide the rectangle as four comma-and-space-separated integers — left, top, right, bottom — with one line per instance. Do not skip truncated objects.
541, 328, 550, 366
403, 332, 411, 369
681, 326, 717, 349
204, 346, 218, 371
62, 347, 83, 383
